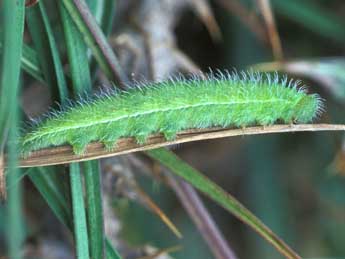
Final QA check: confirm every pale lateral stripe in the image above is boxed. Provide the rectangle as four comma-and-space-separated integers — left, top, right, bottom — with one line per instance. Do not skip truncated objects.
26, 98, 291, 142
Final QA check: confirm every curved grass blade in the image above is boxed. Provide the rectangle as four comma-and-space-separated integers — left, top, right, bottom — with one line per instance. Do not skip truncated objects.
147, 148, 301, 259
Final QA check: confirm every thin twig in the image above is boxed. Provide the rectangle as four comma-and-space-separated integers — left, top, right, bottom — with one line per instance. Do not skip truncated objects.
190, 0, 222, 41
168, 175, 238, 259
127, 155, 238, 259
15, 123, 345, 168
256, 0, 284, 60
134, 185, 182, 238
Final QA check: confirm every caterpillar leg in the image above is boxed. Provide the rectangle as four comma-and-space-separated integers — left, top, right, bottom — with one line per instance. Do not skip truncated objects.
101, 132, 122, 151
135, 134, 149, 145
163, 130, 177, 141
103, 140, 118, 151
70, 141, 88, 155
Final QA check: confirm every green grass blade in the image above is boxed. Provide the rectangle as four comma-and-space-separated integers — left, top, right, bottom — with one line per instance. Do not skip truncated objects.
21, 44, 45, 83
0, 1, 26, 258
26, 2, 69, 104
59, 3, 107, 257
5, 112, 24, 259
89, 0, 117, 36
70, 163, 90, 259
28, 167, 123, 259
12, 2, 122, 257
59, 8, 92, 258
27, 3, 93, 258
0, 43, 43, 82
61, 0, 127, 85
146, 148, 301, 259
99, 0, 117, 36
105, 239, 123, 259
18, 5, 121, 256
59, 3, 92, 93
0, 0, 25, 141
84, 161, 105, 259
28, 167, 73, 230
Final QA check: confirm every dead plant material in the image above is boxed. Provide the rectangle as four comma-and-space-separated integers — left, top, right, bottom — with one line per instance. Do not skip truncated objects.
0, 153, 6, 202
256, 0, 284, 60
14, 124, 345, 168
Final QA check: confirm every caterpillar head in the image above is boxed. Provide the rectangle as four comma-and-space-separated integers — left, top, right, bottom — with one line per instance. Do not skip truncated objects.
294, 94, 323, 123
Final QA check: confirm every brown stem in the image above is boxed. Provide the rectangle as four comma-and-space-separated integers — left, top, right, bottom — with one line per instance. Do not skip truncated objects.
71, 0, 128, 85
15, 123, 345, 168
168, 175, 238, 259
256, 0, 284, 60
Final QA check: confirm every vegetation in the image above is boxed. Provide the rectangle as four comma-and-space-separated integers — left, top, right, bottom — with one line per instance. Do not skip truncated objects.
1, 1, 345, 259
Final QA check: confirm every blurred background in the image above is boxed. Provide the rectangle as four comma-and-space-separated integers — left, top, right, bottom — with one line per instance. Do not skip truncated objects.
1, 0, 345, 258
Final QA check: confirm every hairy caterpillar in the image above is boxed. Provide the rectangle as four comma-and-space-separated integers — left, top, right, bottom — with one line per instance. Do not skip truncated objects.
21, 71, 323, 155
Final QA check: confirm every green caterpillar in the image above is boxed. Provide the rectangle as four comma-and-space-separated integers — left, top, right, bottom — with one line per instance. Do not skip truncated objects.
21, 71, 323, 155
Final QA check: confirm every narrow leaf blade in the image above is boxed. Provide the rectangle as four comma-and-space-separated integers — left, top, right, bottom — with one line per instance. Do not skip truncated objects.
147, 148, 301, 259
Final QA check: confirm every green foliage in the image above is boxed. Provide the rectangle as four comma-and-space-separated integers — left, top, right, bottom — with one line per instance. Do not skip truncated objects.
1, 0, 345, 259
61, 0, 127, 84
146, 148, 300, 259
59, 2, 106, 257
0, 1, 25, 259
26, 2, 69, 103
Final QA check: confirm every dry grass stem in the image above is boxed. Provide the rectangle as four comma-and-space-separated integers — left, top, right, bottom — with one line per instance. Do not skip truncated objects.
0, 153, 6, 202
14, 123, 345, 168
134, 185, 182, 238
256, 0, 284, 60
